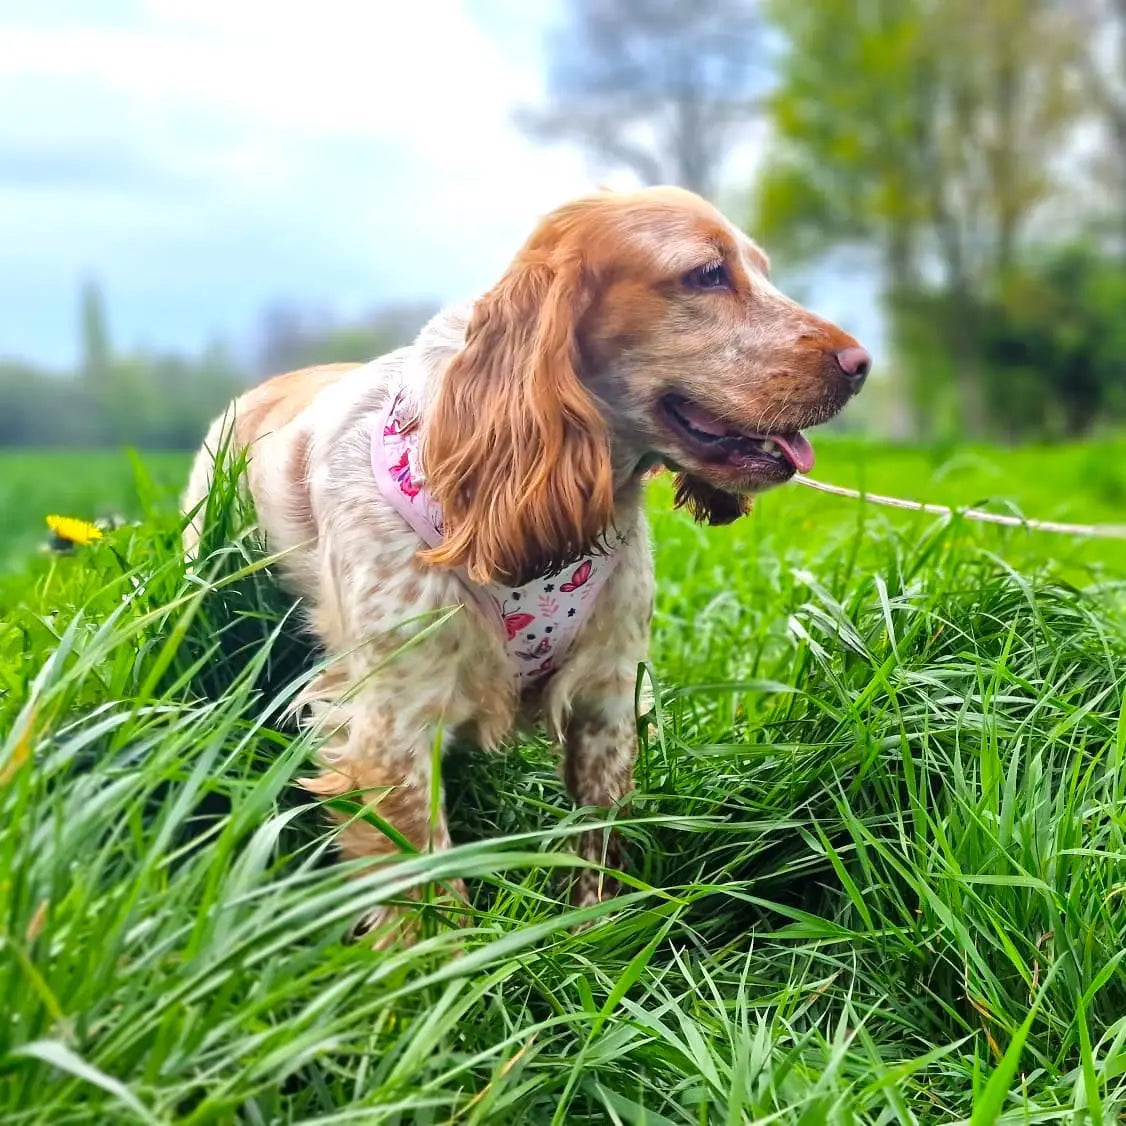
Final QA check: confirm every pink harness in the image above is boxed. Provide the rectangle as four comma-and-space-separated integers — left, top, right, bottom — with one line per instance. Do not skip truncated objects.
371, 387, 624, 687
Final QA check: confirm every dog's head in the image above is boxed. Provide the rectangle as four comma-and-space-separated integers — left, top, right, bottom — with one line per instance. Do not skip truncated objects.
422, 186, 869, 583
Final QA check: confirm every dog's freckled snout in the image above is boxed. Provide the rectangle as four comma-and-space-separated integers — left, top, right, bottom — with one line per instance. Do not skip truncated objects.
834, 346, 871, 394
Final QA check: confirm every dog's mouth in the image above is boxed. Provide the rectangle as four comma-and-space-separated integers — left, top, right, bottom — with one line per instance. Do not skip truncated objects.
657, 393, 815, 482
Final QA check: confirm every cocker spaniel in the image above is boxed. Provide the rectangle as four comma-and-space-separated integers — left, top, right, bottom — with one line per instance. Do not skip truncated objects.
183, 186, 870, 936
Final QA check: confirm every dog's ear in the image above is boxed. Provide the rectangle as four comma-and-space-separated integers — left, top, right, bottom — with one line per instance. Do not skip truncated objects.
673, 473, 751, 525
421, 253, 614, 584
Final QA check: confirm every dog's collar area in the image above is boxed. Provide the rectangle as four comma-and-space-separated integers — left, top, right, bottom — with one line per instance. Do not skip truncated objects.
371, 388, 627, 685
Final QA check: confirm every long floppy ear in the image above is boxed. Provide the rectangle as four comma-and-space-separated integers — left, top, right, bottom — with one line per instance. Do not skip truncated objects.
420, 254, 614, 584
673, 473, 751, 526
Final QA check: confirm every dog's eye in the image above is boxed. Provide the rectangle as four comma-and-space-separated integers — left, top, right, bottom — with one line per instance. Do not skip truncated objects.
686, 261, 730, 291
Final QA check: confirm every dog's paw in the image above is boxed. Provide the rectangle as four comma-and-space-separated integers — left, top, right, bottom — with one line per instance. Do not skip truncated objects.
347, 903, 420, 949
347, 878, 469, 948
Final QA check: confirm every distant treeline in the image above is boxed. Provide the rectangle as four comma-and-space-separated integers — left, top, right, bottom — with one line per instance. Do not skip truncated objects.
0, 283, 435, 450
889, 245, 1126, 442
5, 238, 1126, 451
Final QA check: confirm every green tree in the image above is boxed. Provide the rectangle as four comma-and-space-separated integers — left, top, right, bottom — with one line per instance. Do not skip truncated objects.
79, 278, 112, 389
981, 245, 1126, 438
757, 0, 1087, 438
1, 291, 432, 452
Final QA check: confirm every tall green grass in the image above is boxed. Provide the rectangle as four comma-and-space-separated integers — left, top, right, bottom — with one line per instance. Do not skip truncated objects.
1, 444, 1124, 1122
0, 450, 188, 569
4, 436, 1126, 573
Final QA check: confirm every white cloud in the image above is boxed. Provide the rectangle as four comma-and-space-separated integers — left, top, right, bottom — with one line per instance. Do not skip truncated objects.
0, 0, 596, 364
0, 0, 884, 367
4, 3, 521, 131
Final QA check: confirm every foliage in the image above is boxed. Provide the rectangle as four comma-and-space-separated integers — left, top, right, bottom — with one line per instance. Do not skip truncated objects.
980, 246, 1126, 437
0, 444, 1125, 1120
0, 345, 243, 452
756, 0, 1095, 439
754, 0, 933, 273
759, 0, 1085, 272
896, 245, 1126, 440
0, 284, 434, 452
78, 279, 111, 388
254, 300, 436, 379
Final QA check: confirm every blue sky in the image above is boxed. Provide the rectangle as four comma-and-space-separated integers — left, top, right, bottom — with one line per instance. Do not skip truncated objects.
0, 0, 880, 369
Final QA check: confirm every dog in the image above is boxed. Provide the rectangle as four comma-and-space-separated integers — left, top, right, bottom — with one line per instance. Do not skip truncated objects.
183, 186, 869, 936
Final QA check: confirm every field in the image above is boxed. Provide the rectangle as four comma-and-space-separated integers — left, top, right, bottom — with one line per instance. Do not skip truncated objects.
1, 438, 1125, 1123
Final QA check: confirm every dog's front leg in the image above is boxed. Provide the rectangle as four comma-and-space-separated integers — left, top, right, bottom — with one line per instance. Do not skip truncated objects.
557, 532, 654, 911
563, 693, 639, 908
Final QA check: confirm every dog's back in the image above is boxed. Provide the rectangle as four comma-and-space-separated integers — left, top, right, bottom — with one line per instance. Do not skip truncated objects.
182, 362, 360, 555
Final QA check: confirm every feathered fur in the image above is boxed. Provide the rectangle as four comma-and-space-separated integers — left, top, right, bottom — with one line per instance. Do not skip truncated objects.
182, 186, 867, 940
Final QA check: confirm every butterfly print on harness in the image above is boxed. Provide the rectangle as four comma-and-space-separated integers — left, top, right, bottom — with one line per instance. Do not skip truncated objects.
502, 610, 535, 641
499, 600, 554, 665
388, 450, 421, 501
515, 639, 552, 661
558, 560, 592, 594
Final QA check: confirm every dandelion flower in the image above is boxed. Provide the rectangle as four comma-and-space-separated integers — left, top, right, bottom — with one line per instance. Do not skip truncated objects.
45, 514, 103, 551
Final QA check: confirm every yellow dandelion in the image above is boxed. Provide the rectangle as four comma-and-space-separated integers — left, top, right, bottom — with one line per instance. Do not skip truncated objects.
45, 514, 103, 549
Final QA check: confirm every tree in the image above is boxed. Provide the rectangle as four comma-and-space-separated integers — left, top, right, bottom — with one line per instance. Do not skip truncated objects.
1082, 0, 1126, 248
79, 278, 112, 388
256, 301, 315, 379
979, 245, 1126, 438
756, 0, 1088, 437
256, 302, 436, 376
520, 0, 767, 200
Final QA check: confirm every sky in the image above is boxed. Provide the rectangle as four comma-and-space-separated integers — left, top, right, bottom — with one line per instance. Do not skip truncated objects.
0, 0, 881, 369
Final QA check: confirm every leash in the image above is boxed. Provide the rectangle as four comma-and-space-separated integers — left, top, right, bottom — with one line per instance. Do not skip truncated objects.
793, 475, 1126, 541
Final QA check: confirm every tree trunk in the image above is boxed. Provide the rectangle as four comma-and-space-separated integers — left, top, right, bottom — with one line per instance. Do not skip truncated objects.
946, 290, 990, 441
884, 225, 923, 440
991, 24, 1020, 276
1117, 0, 1126, 249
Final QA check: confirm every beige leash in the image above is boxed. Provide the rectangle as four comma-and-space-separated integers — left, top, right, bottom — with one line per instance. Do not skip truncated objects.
793, 475, 1126, 540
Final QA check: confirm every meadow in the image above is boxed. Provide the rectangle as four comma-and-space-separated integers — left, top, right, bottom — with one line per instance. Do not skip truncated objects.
1, 436, 1125, 1123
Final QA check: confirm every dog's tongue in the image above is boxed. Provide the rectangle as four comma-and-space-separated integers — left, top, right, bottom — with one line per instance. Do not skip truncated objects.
676, 399, 816, 473
772, 432, 815, 474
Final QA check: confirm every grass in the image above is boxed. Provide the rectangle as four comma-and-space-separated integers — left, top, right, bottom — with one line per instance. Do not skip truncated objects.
1, 437, 1125, 1122
0, 449, 188, 570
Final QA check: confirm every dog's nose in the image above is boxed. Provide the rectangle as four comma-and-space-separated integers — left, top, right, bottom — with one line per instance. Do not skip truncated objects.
835, 346, 871, 393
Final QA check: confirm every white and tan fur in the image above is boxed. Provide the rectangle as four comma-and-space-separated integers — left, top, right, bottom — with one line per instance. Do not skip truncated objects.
183, 186, 868, 937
